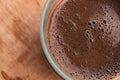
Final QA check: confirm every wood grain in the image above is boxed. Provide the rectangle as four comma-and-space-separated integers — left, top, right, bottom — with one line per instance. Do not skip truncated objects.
0, 0, 62, 80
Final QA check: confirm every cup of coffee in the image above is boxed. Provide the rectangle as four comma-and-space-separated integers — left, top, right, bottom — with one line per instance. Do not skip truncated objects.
40, 0, 120, 80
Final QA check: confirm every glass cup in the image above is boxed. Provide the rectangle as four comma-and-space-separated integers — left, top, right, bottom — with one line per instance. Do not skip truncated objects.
40, 0, 72, 80
40, 1, 120, 80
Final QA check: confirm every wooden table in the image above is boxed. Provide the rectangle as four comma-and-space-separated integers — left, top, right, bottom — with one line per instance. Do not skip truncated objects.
0, 0, 62, 80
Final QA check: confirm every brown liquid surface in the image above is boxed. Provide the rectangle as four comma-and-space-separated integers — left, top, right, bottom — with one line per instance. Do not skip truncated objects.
47, 0, 120, 80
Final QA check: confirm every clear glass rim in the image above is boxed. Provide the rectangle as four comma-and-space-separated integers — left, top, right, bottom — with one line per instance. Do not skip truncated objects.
40, 0, 72, 80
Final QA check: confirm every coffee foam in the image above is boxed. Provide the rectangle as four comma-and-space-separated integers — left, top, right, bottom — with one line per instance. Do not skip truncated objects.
47, 0, 120, 80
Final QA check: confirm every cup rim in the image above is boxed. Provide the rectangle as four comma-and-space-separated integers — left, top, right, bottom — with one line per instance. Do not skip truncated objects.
40, 0, 72, 80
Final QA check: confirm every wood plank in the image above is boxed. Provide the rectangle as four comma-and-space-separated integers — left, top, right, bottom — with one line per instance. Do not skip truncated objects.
0, 0, 62, 80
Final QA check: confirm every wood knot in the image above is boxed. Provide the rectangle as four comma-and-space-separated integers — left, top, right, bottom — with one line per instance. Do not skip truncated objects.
1, 71, 23, 80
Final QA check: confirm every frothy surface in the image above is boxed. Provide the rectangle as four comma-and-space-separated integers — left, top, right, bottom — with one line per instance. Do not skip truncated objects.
47, 0, 120, 80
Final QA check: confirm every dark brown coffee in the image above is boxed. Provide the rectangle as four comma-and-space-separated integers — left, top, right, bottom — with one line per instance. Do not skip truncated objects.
47, 0, 120, 80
